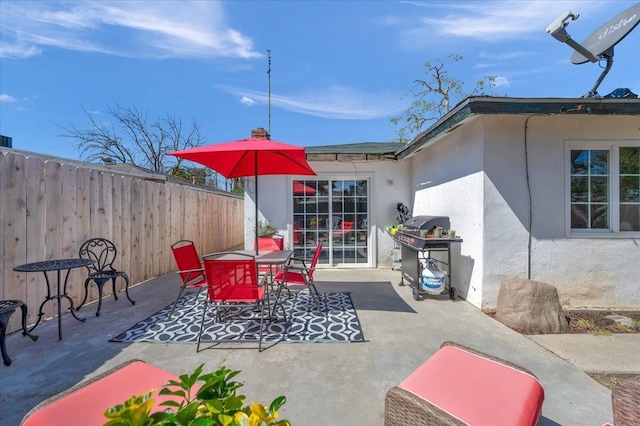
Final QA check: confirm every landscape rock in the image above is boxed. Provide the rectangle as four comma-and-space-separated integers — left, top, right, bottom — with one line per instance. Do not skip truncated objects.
606, 315, 635, 328
495, 278, 570, 334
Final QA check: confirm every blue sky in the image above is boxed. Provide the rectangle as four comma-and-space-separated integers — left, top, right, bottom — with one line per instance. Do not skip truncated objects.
1, 0, 639, 161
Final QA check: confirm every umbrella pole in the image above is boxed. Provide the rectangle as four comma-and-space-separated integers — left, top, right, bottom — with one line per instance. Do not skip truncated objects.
254, 155, 259, 256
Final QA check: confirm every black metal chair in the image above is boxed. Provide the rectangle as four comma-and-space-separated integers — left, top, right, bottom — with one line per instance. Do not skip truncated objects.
77, 238, 135, 316
0, 300, 38, 366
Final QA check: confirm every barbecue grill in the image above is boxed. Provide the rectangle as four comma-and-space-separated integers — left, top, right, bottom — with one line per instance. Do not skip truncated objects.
396, 215, 463, 301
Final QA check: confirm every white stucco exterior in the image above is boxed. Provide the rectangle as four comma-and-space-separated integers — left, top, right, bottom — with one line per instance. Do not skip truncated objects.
243, 98, 640, 311
409, 116, 487, 307
244, 159, 411, 267
409, 113, 640, 310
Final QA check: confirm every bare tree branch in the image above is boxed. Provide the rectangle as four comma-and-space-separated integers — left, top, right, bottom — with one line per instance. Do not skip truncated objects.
391, 54, 499, 143
58, 104, 210, 182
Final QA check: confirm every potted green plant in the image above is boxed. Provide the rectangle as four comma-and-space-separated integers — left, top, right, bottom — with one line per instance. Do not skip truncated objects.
257, 220, 278, 236
103, 365, 290, 426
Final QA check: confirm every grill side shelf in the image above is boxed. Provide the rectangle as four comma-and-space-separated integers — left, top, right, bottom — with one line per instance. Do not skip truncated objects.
396, 232, 463, 248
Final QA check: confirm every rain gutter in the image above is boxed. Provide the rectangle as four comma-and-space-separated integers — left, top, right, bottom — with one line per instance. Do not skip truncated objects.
394, 96, 640, 160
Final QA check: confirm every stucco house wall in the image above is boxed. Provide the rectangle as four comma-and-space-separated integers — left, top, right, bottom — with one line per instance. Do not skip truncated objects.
410, 112, 640, 310
510, 114, 640, 309
244, 159, 411, 267
240, 97, 639, 311
409, 117, 486, 307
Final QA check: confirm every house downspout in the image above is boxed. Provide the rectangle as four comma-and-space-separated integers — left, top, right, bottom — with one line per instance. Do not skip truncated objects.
523, 114, 549, 280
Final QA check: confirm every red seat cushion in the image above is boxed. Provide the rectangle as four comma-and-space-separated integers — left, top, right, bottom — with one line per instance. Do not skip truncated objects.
256, 236, 284, 251
22, 361, 182, 426
399, 346, 544, 426
215, 284, 266, 302
273, 270, 305, 285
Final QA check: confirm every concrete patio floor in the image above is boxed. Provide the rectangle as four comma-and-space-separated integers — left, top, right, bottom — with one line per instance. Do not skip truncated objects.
0, 268, 627, 425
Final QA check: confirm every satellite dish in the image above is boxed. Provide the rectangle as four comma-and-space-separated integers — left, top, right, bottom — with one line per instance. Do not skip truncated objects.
546, 2, 640, 97
571, 3, 640, 64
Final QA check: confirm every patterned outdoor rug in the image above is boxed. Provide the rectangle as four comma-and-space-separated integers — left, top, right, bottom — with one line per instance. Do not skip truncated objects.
110, 290, 364, 344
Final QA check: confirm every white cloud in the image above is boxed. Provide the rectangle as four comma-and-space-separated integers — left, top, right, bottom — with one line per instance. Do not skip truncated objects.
220, 86, 405, 120
401, 1, 606, 44
493, 76, 510, 87
479, 51, 539, 60
481, 66, 560, 89
0, 1, 261, 59
473, 62, 502, 69
505, 66, 559, 78
398, 1, 430, 7
0, 43, 43, 59
473, 51, 539, 70
240, 96, 257, 106
0, 94, 17, 102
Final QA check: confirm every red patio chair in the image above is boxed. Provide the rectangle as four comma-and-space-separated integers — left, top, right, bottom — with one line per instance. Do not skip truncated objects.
293, 222, 303, 245
169, 240, 208, 319
255, 234, 285, 251
273, 241, 324, 312
332, 221, 355, 242
198, 252, 269, 352
255, 234, 285, 279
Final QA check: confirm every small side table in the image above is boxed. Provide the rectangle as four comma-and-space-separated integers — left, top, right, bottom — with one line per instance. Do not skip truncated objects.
14, 258, 95, 340
0, 300, 38, 366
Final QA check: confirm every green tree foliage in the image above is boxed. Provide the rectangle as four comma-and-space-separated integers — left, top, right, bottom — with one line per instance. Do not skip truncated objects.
227, 178, 245, 195
391, 54, 499, 143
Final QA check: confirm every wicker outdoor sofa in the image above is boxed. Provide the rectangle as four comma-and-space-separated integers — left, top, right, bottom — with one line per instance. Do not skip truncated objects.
612, 376, 640, 425
384, 341, 545, 426
20, 359, 179, 426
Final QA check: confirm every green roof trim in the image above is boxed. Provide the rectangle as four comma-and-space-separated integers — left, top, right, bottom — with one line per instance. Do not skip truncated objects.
303, 96, 640, 161
306, 142, 403, 155
395, 96, 640, 159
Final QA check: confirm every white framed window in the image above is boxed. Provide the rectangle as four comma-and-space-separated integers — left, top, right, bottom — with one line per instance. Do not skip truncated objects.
566, 141, 640, 236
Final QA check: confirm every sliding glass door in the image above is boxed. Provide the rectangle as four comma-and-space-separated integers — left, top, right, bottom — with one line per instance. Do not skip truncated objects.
292, 179, 369, 266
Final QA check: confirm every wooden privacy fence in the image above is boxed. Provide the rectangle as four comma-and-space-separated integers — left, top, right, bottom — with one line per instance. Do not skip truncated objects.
0, 149, 244, 333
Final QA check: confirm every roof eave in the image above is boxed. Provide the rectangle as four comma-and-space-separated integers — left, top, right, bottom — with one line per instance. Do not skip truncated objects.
307, 153, 397, 162
395, 96, 640, 160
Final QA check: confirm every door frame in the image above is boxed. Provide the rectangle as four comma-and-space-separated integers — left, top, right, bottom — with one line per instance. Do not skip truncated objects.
288, 174, 374, 268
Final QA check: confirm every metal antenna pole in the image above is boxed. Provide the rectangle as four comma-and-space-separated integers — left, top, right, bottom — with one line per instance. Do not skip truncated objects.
267, 49, 271, 135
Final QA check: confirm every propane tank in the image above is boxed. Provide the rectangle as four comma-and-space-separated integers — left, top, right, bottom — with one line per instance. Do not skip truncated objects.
420, 258, 446, 295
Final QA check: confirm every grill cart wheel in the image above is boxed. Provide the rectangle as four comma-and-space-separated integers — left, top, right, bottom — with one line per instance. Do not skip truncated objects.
412, 285, 422, 301
449, 286, 457, 301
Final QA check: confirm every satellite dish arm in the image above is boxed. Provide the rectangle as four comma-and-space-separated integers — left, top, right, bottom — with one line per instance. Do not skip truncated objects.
564, 38, 599, 63
546, 11, 599, 62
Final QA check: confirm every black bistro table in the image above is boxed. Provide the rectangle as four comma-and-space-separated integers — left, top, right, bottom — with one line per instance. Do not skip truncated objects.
13, 258, 95, 340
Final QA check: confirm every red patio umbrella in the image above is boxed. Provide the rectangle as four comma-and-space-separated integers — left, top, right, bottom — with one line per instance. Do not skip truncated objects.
167, 134, 316, 254
293, 181, 317, 195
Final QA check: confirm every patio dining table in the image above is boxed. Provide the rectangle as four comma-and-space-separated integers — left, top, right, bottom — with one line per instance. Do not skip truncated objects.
231, 250, 293, 277
229, 250, 293, 318
233, 249, 293, 260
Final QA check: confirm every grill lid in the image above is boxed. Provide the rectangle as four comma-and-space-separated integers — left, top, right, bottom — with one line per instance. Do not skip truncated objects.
402, 215, 450, 231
